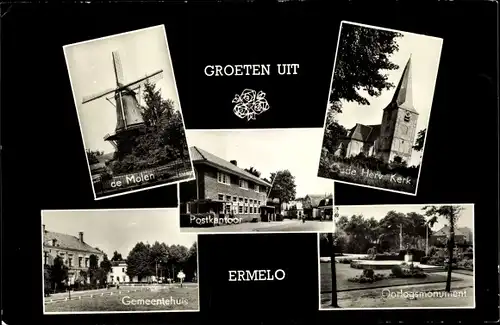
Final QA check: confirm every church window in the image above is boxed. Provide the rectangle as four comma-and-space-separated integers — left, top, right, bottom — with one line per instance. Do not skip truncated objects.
401, 125, 408, 135
404, 112, 411, 122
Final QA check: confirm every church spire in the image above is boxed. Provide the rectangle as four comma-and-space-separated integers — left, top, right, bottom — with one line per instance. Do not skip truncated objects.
390, 55, 417, 113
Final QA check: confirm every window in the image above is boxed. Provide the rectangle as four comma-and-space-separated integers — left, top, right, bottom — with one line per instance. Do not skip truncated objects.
44, 252, 48, 265
255, 185, 260, 192
258, 201, 261, 206
239, 179, 249, 189
245, 198, 248, 203
232, 196, 237, 202
239, 206, 243, 213
122, 268, 125, 273
217, 172, 230, 185
68, 258, 73, 267
85, 257, 89, 268
239, 197, 243, 202
218, 194, 224, 201
244, 206, 248, 213
226, 195, 231, 201
404, 112, 411, 123
79, 257, 83, 267
117, 277, 120, 282
401, 125, 408, 135
249, 199, 253, 204
110, 268, 113, 273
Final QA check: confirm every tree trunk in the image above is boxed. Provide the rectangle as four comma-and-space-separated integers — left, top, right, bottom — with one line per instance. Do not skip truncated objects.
446, 216, 455, 292
328, 233, 339, 308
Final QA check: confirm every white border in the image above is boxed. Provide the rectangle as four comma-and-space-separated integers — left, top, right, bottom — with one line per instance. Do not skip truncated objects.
62, 25, 196, 201
41, 208, 200, 314
178, 173, 334, 235
318, 20, 443, 197
317, 203, 475, 310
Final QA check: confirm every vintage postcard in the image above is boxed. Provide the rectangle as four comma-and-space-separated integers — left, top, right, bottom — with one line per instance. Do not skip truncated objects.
63, 25, 194, 200
319, 204, 474, 310
318, 21, 443, 195
179, 128, 335, 234
42, 208, 199, 314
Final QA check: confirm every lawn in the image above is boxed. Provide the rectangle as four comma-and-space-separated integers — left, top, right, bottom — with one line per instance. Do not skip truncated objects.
44, 285, 199, 313
318, 159, 417, 193
320, 262, 462, 293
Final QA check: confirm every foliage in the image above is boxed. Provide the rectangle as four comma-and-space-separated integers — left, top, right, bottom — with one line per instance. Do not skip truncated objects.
330, 24, 402, 107
391, 264, 426, 278
111, 251, 123, 261
413, 129, 426, 152
87, 149, 104, 165
268, 170, 296, 204
110, 82, 189, 175
423, 205, 464, 292
244, 167, 261, 178
126, 240, 197, 282
47, 256, 69, 292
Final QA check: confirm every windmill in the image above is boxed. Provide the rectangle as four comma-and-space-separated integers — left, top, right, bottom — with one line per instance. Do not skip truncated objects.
81, 51, 163, 153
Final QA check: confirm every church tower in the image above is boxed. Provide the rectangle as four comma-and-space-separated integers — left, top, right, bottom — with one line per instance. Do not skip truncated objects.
376, 56, 419, 164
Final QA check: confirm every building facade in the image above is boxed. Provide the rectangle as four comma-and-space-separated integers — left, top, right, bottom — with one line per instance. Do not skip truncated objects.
42, 225, 104, 285
430, 225, 474, 246
334, 57, 419, 165
180, 146, 272, 223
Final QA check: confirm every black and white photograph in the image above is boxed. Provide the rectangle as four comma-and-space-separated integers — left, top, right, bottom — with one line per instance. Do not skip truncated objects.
179, 129, 335, 233
318, 22, 443, 195
42, 209, 199, 314
319, 204, 474, 310
63, 25, 194, 200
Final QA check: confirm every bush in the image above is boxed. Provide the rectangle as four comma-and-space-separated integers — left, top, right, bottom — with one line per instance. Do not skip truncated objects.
350, 261, 364, 269
367, 247, 376, 256
457, 259, 473, 270
391, 265, 404, 277
420, 256, 430, 264
337, 258, 351, 264
362, 268, 374, 279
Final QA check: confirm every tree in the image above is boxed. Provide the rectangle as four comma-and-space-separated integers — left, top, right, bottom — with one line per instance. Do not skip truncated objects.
150, 241, 169, 279
86, 149, 104, 165
166, 244, 189, 280
126, 242, 153, 281
50, 256, 69, 292
184, 242, 198, 282
322, 101, 348, 153
244, 167, 261, 178
88, 254, 99, 286
423, 205, 464, 292
330, 23, 403, 107
111, 251, 123, 261
268, 170, 296, 207
99, 254, 112, 285
413, 129, 426, 152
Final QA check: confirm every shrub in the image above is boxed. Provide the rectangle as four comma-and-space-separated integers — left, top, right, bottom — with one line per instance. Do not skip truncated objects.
350, 261, 364, 269
362, 268, 374, 279
367, 247, 376, 256
420, 256, 430, 264
391, 265, 404, 278
337, 258, 351, 264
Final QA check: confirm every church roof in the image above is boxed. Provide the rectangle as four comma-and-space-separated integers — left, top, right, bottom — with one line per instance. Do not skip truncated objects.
346, 123, 381, 143
389, 56, 418, 114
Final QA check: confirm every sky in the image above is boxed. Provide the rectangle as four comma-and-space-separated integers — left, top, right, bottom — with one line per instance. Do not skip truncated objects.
42, 209, 196, 258
333, 23, 443, 167
335, 204, 474, 232
64, 25, 181, 154
185, 128, 334, 198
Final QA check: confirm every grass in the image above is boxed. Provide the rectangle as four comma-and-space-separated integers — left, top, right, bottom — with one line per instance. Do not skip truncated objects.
318, 159, 417, 193
320, 262, 461, 293
44, 285, 199, 312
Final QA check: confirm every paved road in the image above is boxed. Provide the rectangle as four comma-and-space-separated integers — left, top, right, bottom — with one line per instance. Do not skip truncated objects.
182, 219, 334, 233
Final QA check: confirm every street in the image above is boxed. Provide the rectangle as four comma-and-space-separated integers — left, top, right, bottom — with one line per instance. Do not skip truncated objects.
181, 218, 334, 233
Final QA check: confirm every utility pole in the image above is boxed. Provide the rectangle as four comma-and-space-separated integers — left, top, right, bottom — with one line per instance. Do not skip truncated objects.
329, 207, 339, 308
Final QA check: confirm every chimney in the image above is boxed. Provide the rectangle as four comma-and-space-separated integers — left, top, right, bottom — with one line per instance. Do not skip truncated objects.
230, 160, 237, 166
79, 231, 84, 243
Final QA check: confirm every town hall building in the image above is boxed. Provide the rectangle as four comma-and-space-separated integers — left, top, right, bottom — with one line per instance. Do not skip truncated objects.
334, 57, 419, 165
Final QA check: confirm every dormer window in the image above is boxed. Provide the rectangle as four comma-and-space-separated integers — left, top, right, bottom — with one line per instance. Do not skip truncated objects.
404, 112, 411, 122
217, 172, 230, 185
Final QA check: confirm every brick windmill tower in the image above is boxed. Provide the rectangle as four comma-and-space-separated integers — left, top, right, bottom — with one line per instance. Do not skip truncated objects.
81, 51, 163, 155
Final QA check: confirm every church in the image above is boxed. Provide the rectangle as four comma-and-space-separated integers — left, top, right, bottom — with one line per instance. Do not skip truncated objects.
334, 57, 419, 165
